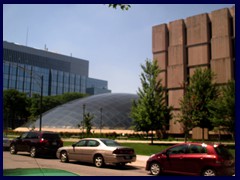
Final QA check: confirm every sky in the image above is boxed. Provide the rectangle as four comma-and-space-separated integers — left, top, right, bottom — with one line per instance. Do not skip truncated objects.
3, 4, 235, 94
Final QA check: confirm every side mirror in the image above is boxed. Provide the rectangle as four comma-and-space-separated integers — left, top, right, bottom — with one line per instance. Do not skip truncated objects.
164, 150, 170, 158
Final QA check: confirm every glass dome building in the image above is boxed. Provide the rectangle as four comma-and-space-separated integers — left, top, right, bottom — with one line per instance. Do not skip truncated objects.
32, 93, 138, 130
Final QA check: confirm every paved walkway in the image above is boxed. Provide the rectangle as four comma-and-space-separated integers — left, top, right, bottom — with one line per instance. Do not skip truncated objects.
132, 155, 149, 167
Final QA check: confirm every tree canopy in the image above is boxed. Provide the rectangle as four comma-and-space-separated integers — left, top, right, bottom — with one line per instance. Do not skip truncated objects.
208, 80, 235, 139
178, 68, 219, 141
131, 59, 172, 144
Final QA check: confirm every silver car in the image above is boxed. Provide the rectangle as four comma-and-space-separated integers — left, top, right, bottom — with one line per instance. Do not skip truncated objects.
56, 138, 136, 167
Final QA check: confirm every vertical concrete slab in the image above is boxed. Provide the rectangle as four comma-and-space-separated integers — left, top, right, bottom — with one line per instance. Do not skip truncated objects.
188, 45, 209, 66
230, 6, 235, 37
168, 110, 183, 134
211, 36, 232, 59
211, 58, 234, 84
167, 64, 186, 88
168, 89, 184, 109
168, 45, 186, 66
211, 8, 231, 38
152, 24, 169, 53
169, 19, 186, 46
192, 127, 208, 140
153, 53, 167, 70
186, 13, 210, 45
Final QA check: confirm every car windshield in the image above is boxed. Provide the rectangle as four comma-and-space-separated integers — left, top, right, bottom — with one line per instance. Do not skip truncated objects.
101, 139, 120, 147
214, 145, 233, 159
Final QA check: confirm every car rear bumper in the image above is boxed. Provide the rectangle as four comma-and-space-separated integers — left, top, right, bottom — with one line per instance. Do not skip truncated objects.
216, 166, 235, 176
106, 154, 136, 164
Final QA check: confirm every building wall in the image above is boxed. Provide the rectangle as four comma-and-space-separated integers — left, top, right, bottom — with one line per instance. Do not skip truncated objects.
3, 41, 110, 96
152, 6, 235, 135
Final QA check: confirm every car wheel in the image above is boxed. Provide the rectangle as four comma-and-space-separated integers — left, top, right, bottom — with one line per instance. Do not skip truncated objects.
30, 146, 37, 158
94, 155, 104, 168
10, 144, 17, 154
60, 151, 69, 163
202, 168, 216, 176
150, 162, 161, 176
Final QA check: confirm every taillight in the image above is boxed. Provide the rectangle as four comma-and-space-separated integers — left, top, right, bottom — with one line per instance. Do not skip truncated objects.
113, 148, 134, 154
40, 138, 48, 144
216, 156, 225, 164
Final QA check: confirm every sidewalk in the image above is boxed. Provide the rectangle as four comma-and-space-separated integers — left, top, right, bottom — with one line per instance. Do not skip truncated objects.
131, 155, 149, 167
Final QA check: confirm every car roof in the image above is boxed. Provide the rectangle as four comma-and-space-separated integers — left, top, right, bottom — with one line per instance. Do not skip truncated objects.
80, 138, 113, 141
174, 142, 222, 147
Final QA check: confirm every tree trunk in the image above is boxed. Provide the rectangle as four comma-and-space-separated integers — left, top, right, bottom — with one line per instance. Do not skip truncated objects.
202, 128, 204, 142
151, 130, 154, 145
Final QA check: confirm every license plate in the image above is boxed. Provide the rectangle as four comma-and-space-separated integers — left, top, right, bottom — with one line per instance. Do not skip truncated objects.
125, 156, 131, 160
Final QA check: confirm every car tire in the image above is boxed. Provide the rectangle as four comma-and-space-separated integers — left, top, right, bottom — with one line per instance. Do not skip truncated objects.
202, 168, 216, 176
30, 146, 37, 158
60, 151, 69, 163
150, 162, 161, 176
94, 155, 104, 168
10, 144, 17, 154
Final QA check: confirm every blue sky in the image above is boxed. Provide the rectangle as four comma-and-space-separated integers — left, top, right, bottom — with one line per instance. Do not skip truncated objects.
3, 4, 234, 94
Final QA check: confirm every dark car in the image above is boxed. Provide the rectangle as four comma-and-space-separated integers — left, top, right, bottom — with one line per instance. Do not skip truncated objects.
9, 131, 63, 158
146, 142, 235, 176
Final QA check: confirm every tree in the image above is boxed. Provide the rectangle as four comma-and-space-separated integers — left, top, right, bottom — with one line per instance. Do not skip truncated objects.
83, 113, 94, 135
177, 89, 199, 142
209, 80, 235, 140
3, 89, 30, 129
108, 4, 131, 11
131, 59, 171, 144
178, 68, 219, 141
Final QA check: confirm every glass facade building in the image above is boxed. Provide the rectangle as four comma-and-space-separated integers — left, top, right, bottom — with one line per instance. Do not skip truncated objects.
30, 93, 138, 130
3, 41, 111, 96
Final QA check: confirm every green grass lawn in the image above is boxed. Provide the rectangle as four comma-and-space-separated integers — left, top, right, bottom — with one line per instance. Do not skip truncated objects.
63, 141, 235, 157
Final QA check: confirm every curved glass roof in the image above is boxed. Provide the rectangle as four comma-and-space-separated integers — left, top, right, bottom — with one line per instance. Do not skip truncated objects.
33, 93, 138, 130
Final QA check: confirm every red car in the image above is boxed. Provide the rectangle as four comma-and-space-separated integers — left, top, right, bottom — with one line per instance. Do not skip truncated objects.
146, 142, 235, 176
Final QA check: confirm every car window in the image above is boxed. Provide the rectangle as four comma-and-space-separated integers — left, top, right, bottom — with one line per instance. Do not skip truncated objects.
20, 132, 28, 139
75, 140, 87, 147
101, 139, 120, 147
168, 144, 188, 154
42, 133, 60, 140
214, 145, 233, 159
26, 132, 39, 139
189, 144, 204, 154
87, 140, 99, 147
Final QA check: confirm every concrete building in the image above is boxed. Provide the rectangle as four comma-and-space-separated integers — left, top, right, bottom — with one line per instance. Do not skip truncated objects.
3, 41, 111, 96
152, 6, 235, 136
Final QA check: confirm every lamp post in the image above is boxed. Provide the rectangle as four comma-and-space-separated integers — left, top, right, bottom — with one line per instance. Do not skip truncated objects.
82, 104, 86, 137
100, 108, 103, 135
39, 75, 43, 132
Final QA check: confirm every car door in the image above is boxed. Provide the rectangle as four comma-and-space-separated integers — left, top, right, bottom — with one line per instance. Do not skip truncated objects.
15, 132, 28, 151
85, 140, 100, 161
69, 140, 88, 162
183, 144, 207, 175
161, 144, 188, 174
